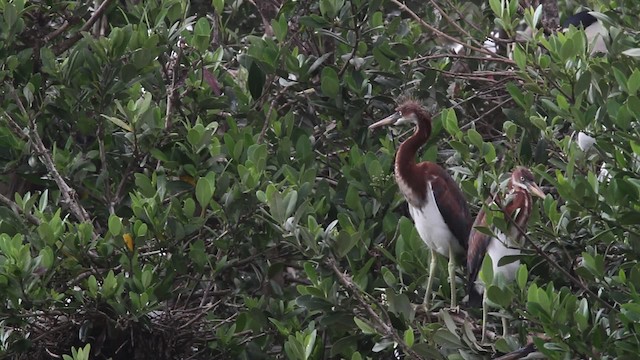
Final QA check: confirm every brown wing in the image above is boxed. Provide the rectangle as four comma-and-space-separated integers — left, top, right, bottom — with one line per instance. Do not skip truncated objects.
466, 207, 491, 307
419, 163, 472, 251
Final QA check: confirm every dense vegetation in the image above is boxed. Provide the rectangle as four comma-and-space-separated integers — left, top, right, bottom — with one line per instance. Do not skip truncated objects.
1, 0, 640, 358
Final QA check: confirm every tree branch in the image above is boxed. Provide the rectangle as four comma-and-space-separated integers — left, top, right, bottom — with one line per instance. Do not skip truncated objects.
390, 0, 514, 63
8, 90, 92, 226
325, 256, 423, 359
499, 202, 618, 313
54, 0, 116, 55
0, 193, 41, 226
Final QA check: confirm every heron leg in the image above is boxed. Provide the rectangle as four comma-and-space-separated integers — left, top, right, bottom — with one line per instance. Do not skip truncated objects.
422, 248, 437, 310
481, 290, 488, 343
502, 315, 509, 338
448, 246, 457, 310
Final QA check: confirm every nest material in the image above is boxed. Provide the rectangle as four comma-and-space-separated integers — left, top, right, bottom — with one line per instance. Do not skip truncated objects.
13, 306, 213, 360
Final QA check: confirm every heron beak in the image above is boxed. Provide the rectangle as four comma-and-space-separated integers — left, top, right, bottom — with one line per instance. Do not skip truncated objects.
368, 112, 401, 130
527, 183, 546, 199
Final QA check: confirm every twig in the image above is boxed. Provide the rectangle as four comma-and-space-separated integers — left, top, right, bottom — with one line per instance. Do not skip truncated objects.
43, 10, 82, 43
501, 203, 618, 313
0, 193, 40, 226
177, 299, 226, 331
1, 110, 28, 141
165, 38, 185, 130
113, 157, 138, 205
444, 0, 485, 34
403, 53, 515, 65
96, 122, 114, 214
427, 0, 484, 50
54, 0, 116, 55
257, 95, 281, 144
390, 0, 514, 63
8, 89, 93, 226
325, 256, 423, 359
338, 1, 360, 77
494, 342, 537, 360
460, 97, 512, 131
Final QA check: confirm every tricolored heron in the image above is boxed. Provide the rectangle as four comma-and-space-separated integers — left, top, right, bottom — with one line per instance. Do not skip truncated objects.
369, 100, 472, 310
467, 167, 545, 341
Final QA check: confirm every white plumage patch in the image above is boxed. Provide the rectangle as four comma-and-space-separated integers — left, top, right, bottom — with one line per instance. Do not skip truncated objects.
584, 21, 607, 54
473, 231, 522, 295
473, 221, 523, 295
407, 182, 464, 257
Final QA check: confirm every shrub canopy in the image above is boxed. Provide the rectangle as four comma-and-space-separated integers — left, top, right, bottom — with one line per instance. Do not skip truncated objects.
1, 0, 640, 359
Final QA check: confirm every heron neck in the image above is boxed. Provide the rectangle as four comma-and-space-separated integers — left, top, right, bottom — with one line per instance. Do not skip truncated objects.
395, 120, 431, 177
505, 189, 532, 239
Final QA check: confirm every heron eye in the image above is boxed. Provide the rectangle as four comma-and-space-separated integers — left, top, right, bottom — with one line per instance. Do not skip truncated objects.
520, 176, 525, 182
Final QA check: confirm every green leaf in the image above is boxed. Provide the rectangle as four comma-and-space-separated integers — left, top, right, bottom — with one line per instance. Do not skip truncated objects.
304, 262, 318, 285
248, 62, 265, 99
560, 37, 576, 61
503, 121, 517, 140
512, 45, 526, 70
299, 15, 331, 29
189, 240, 208, 270
386, 291, 413, 321
506, 82, 526, 109
486, 285, 513, 308
102, 270, 118, 298
467, 129, 483, 149
381, 266, 396, 287
613, 67, 629, 93
628, 69, 640, 96
304, 329, 317, 359
108, 214, 122, 235
4, 4, 17, 27
193, 17, 211, 52
272, 15, 288, 42
334, 230, 358, 258
443, 109, 460, 136
195, 177, 214, 209
516, 264, 528, 290
321, 67, 339, 98
212, 0, 224, 14
478, 254, 493, 285
529, 115, 547, 130
575, 298, 589, 331
404, 329, 414, 347
489, 0, 502, 17
102, 115, 132, 132
319, 0, 345, 19
38, 246, 54, 269
353, 317, 376, 334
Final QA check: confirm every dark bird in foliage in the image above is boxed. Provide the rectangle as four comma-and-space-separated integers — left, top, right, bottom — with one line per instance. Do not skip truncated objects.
369, 101, 472, 310
466, 166, 545, 341
481, 10, 608, 56
561, 10, 608, 54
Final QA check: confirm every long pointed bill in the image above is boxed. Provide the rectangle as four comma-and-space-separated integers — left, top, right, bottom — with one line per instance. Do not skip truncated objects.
527, 183, 546, 199
368, 112, 401, 130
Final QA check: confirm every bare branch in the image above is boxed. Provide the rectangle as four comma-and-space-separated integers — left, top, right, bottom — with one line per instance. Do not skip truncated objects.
500, 203, 618, 313
165, 39, 185, 130
0, 193, 41, 226
54, 0, 116, 55
325, 256, 423, 359
403, 53, 516, 65
8, 89, 92, 226
390, 0, 514, 63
